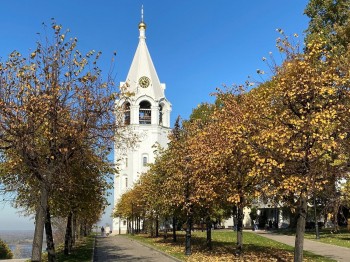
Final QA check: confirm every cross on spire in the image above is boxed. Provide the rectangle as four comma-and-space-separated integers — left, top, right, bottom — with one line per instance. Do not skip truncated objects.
141, 5, 144, 22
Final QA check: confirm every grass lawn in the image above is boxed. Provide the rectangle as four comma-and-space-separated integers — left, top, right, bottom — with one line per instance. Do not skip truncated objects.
41, 235, 95, 262
126, 230, 335, 261
304, 228, 350, 248
274, 227, 350, 249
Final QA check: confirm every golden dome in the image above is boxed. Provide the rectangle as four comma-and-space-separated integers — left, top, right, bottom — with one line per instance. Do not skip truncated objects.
138, 22, 146, 30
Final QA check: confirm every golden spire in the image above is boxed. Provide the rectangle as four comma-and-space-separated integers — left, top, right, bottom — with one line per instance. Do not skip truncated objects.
138, 5, 146, 30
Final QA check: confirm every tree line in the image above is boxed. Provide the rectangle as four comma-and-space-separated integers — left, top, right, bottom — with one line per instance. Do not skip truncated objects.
0, 21, 131, 262
114, 1, 350, 261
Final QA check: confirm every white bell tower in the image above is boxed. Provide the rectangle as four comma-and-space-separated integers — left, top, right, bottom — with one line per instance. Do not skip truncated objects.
113, 8, 172, 234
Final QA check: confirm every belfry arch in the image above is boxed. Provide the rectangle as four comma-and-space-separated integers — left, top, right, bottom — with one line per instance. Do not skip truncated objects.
139, 100, 151, 124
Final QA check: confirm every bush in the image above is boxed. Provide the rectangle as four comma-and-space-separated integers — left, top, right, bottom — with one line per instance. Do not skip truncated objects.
0, 238, 13, 259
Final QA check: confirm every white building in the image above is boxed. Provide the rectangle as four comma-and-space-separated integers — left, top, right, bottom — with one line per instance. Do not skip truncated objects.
113, 11, 172, 234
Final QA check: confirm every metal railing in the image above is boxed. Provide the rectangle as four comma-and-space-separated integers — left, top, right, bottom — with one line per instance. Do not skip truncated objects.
139, 109, 151, 124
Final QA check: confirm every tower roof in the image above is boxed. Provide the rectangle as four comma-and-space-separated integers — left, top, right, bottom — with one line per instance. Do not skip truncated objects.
123, 7, 165, 100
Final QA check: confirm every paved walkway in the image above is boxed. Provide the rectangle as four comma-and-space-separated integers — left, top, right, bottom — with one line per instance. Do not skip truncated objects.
93, 232, 350, 262
93, 235, 180, 262
253, 230, 350, 262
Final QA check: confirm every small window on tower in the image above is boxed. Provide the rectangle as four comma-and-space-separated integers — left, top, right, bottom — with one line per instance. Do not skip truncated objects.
125, 158, 128, 167
125, 177, 128, 188
143, 156, 148, 166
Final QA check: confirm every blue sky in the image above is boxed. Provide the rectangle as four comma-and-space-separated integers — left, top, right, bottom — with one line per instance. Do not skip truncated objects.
0, 0, 309, 230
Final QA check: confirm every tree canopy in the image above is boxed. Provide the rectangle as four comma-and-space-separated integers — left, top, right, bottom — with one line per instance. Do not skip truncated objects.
0, 21, 123, 261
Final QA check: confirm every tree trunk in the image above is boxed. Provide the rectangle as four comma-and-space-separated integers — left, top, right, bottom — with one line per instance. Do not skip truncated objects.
81, 221, 86, 237
64, 211, 73, 255
155, 216, 159, 237
138, 216, 141, 233
332, 198, 340, 233
172, 216, 177, 242
206, 215, 212, 250
294, 193, 308, 262
185, 213, 192, 255
131, 203, 134, 235
45, 207, 56, 262
127, 218, 130, 234
150, 216, 154, 237
236, 201, 244, 255
72, 212, 77, 245
84, 224, 88, 236
81, 221, 85, 237
31, 181, 48, 262
136, 216, 139, 233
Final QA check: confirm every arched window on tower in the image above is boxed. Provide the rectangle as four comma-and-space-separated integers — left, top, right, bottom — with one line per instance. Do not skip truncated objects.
142, 153, 149, 167
143, 156, 148, 166
123, 102, 130, 125
139, 101, 151, 124
159, 104, 163, 126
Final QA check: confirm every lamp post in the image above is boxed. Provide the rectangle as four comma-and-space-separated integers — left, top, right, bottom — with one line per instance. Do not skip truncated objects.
184, 156, 192, 256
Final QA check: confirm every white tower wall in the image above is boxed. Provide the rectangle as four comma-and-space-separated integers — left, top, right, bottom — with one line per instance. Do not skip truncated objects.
113, 12, 171, 234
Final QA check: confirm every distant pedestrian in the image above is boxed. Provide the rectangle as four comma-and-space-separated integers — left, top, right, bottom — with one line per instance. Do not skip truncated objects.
268, 220, 272, 229
101, 226, 105, 236
253, 220, 258, 231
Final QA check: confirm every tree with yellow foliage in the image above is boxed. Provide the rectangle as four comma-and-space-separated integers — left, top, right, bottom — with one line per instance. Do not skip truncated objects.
256, 34, 350, 261
0, 21, 120, 261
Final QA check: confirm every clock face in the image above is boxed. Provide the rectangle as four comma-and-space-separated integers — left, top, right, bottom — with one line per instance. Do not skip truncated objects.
139, 76, 150, 88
